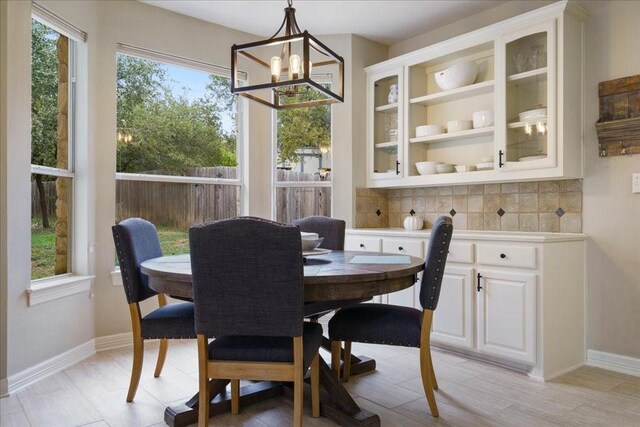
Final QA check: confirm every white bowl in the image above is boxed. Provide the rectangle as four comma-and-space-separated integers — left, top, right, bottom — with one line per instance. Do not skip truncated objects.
415, 161, 441, 175
519, 107, 547, 122
476, 162, 494, 171
416, 124, 444, 137
434, 60, 478, 91
447, 120, 473, 133
300, 232, 319, 240
455, 165, 477, 173
301, 237, 324, 252
472, 110, 494, 128
436, 163, 455, 174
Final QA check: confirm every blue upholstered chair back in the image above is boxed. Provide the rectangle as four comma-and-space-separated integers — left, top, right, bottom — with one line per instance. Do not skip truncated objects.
112, 218, 162, 304
293, 216, 345, 250
419, 216, 453, 311
189, 217, 304, 338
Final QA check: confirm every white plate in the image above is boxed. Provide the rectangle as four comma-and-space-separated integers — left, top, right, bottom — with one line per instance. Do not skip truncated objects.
518, 155, 546, 162
303, 248, 332, 257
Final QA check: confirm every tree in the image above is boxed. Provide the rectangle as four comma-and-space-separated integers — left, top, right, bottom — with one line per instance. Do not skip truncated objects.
31, 19, 59, 228
276, 88, 331, 163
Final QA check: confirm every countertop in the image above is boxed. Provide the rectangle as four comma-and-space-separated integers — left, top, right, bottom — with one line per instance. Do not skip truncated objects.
347, 228, 588, 243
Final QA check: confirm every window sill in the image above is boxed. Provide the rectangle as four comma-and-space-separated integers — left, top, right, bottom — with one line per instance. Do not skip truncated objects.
27, 274, 94, 307
111, 268, 123, 287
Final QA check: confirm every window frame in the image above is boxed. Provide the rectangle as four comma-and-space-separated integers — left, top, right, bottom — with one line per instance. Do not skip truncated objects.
271, 76, 334, 221
28, 12, 94, 305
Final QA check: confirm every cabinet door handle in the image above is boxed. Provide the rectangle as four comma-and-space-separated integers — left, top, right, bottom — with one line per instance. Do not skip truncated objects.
359, 243, 365, 248
477, 273, 483, 292
395, 160, 401, 175
398, 246, 404, 251
499, 150, 504, 168
500, 253, 506, 259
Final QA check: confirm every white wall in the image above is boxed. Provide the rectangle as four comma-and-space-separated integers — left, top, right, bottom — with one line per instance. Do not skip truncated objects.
387, 0, 640, 360
581, 0, 640, 359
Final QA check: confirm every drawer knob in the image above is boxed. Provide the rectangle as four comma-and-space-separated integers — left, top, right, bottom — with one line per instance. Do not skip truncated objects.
398, 246, 404, 251
500, 253, 506, 259
360, 243, 365, 248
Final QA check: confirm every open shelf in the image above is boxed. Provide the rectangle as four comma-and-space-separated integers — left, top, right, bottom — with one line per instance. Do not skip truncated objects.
375, 103, 398, 113
374, 141, 399, 149
507, 67, 547, 84
409, 126, 494, 144
410, 80, 494, 106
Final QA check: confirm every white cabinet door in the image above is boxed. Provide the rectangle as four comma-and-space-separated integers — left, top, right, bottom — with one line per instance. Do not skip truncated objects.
382, 238, 424, 308
431, 266, 475, 350
477, 269, 536, 364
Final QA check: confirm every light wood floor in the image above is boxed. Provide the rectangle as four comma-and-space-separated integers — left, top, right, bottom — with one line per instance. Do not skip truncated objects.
1, 330, 639, 427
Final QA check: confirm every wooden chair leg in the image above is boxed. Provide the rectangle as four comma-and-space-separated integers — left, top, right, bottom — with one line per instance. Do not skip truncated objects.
430, 356, 438, 390
330, 340, 342, 379
231, 379, 240, 415
293, 337, 303, 427
311, 353, 320, 417
342, 341, 352, 382
154, 338, 169, 378
420, 310, 439, 417
197, 335, 210, 427
126, 335, 144, 402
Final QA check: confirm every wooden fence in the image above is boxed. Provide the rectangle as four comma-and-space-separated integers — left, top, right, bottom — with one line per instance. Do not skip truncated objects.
32, 167, 331, 229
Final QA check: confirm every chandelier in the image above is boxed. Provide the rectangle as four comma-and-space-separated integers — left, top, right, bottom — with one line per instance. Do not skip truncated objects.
230, 0, 344, 109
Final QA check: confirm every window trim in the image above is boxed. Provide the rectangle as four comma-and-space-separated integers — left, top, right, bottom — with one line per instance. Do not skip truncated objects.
27, 274, 94, 306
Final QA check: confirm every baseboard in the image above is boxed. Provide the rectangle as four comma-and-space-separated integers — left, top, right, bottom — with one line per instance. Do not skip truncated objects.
1, 377, 8, 398
7, 340, 95, 394
587, 349, 640, 377
95, 332, 132, 352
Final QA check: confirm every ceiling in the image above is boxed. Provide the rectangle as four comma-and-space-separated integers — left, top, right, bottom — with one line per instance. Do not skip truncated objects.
140, 0, 508, 45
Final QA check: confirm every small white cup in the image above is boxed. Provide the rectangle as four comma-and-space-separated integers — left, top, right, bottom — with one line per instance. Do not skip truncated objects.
472, 110, 494, 129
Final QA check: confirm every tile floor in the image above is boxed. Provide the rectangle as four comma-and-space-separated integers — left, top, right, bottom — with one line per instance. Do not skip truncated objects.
1, 330, 639, 427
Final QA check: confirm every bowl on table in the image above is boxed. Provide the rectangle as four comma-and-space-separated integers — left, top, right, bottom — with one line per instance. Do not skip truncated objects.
301, 232, 324, 251
415, 161, 442, 175
434, 60, 478, 91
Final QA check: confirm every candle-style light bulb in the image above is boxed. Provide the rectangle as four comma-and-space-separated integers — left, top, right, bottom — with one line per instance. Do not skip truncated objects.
270, 56, 282, 83
289, 54, 301, 80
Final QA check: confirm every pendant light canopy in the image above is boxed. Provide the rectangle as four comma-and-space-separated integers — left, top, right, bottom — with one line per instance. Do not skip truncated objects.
230, 0, 344, 109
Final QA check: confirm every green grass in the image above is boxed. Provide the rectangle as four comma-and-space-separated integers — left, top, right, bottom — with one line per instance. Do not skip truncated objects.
31, 219, 190, 279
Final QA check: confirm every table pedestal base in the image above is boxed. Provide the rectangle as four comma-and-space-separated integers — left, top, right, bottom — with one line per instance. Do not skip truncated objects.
163, 359, 380, 427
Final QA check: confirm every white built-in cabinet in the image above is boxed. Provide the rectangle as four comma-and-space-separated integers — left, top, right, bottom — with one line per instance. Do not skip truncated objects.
345, 228, 586, 380
365, 1, 587, 188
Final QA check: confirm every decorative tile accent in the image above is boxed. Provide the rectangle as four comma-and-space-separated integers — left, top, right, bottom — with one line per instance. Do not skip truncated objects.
497, 208, 505, 217
357, 179, 582, 232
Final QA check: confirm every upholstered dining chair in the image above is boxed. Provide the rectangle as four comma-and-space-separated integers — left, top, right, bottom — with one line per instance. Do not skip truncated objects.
293, 216, 366, 319
328, 216, 453, 417
112, 218, 196, 402
189, 217, 323, 427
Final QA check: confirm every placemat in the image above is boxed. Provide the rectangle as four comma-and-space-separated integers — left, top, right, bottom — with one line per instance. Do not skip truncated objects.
349, 255, 411, 264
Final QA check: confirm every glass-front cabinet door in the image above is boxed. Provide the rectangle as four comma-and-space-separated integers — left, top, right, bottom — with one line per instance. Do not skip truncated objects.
497, 21, 556, 171
368, 68, 403, 179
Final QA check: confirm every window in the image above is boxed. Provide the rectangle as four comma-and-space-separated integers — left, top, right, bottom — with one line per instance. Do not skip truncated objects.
273, 84, 332, 224
30, 19, 76, 280
115, 50, 242, 255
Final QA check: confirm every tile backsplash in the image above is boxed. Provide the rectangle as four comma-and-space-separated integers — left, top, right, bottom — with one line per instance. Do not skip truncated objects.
355, 179, 582, 233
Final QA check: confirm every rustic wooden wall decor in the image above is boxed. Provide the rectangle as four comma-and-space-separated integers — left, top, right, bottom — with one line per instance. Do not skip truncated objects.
596, 74, 640, 157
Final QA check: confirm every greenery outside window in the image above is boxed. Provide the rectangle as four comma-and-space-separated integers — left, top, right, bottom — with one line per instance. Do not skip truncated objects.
30, 19, 76, 280
115, 49, 243, 257
273, 82, 332, 224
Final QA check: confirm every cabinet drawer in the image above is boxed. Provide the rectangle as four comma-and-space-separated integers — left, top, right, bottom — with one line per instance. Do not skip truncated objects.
447, 242, 474, 264
345, 236, 382, 252
382, 238, 424, 257
477, 244, 537, 269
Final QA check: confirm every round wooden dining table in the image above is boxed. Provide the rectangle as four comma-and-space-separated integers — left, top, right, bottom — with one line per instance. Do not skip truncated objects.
141, 250, 424, 427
